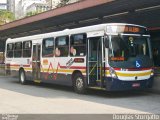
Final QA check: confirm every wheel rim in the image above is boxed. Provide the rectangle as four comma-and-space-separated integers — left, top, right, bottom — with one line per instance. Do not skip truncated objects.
76, 77, 83, 90
20, 72, 25, 83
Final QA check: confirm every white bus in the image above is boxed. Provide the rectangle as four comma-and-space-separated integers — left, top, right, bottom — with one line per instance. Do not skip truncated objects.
5, 23, 154, 93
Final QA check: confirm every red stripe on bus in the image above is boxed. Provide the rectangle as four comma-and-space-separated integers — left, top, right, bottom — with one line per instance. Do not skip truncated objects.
5, 64, 30, 67
60, 66, 86, 69
23, 65, 30, 67
70, 66, 86, 69
113, 67, 152, 71
6, 64, 19, 67
104, 67, 152, 71
6, 63, 85, 69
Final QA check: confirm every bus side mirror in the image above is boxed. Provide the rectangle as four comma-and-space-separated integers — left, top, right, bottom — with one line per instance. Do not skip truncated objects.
105, 37, 109, 48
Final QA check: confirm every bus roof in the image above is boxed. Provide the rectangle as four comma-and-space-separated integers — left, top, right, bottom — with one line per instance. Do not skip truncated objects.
6, 23, 147, 43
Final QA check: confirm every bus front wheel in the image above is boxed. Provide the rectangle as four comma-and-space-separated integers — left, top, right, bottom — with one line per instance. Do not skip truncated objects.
19, 70, 26, 85
73, 73, 86, 94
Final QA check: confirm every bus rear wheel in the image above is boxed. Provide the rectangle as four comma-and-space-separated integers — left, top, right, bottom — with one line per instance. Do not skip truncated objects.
19, 70, 26, 85
73, 73, 86, 94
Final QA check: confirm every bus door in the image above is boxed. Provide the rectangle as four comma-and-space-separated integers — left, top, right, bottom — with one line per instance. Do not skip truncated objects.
87, 37, 105, 87
32, 44, 41, 81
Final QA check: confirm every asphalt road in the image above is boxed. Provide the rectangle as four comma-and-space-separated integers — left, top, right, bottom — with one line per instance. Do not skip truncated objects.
0, 76, 160, 114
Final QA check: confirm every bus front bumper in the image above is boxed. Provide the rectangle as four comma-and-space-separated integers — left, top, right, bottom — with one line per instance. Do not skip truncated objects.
105, 77, 154, 91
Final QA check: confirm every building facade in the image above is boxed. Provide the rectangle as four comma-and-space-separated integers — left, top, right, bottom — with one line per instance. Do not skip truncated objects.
7, 0, 82, 19
26, 3, 51, 14
0, 0, 8, 10
8, 0, 15, 13
45, 0, 60, 9
45, 0, 81, 9
17, 0, 46, 18
67, 0, 81, 4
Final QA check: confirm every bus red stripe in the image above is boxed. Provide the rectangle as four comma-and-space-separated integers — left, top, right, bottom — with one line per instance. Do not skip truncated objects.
5, 64, 30, 67
104, 67, 152, 71
113, 67, 152, 71
6, 64, 86, 69
60, 66, 86, 69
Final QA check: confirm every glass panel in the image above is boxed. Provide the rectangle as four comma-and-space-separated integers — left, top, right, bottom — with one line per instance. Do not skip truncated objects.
7, 43, 14, 58
14, 42, 22, 58
55, 36, 69, 57
70, 34, 86, 56
23, 41, 32, 57
109, 36, 149, 61
42, 38, 54, 57
15, 42, 22, 50
56, 37, 67, 46
7, 43, 14, 50
108, 35, 153, 69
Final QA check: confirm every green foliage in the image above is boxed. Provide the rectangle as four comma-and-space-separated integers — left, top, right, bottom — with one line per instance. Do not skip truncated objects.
0, 10, 15, 25
26, 11, 39, 17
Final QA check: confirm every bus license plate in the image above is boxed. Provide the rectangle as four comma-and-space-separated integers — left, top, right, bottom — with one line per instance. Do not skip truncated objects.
132, 83, 140, 88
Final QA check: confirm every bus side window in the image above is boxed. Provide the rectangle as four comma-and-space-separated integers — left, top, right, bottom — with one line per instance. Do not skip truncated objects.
70, 33, 86, 56
23, 41, 32, 57
14, 42, 22, 58
42, 37, 54, 57
7, 43, 14, 58
55, 36, 69, 57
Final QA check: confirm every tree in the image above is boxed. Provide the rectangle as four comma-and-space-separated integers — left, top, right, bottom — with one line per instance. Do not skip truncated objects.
57, 0, 70, 7
0, 10, 15, 25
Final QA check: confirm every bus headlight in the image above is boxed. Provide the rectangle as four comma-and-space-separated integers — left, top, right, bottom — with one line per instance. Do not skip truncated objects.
109, 67, 118, 78
151, 69, 154, 76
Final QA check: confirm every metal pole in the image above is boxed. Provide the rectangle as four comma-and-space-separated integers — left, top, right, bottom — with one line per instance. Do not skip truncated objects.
51, 0, 52, 9
87, 39, 90, 85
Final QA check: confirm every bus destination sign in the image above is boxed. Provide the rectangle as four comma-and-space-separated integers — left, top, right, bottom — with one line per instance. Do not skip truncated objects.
107, 25, 148, 34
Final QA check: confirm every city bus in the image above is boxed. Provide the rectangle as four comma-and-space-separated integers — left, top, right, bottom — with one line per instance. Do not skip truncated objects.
5, 23, 154, 93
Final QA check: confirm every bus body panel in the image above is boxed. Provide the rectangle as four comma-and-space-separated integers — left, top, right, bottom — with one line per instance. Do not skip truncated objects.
5, 23, 154, 92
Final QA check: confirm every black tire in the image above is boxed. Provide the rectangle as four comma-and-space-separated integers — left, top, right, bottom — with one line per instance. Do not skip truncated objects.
19, 70, 26, 85
73, 73, 86, 94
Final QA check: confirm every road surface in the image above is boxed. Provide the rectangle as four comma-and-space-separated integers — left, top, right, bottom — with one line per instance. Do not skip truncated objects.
0, 76, 159, 114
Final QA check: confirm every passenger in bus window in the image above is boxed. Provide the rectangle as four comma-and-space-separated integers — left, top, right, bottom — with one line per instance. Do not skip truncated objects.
55, 48, 60, 57
70, 46, 76, 56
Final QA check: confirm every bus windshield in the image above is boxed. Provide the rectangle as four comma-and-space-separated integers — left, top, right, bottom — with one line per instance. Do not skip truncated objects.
108, 35, 153, 68
110, 35, 149, 60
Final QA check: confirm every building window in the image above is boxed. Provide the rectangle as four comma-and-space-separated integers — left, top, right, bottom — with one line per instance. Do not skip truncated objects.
23, 41, 32, 57
7, 43, 14, 58
55, 36, 69, 57
70, 33, 86, 56
42, 37, 54, 57
14, 42, 22, 58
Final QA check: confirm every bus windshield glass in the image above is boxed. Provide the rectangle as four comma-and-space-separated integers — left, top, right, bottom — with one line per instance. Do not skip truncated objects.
110, 35, 149, 61
108, 35, 153, 68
